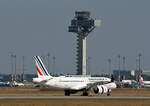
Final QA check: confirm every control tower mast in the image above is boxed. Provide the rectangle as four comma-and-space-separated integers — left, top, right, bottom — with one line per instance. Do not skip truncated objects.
68, 11, 100, 75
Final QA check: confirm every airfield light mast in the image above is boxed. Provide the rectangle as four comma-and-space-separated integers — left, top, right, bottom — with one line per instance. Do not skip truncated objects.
138, 53, 142, 76
52, 56, 56, 76
10, 54, 14, 82
47, 53, 50, 74
123, 56, 126, 71
118, 55, 121, 82
68, 11, 100, 75
14, 55, 17, 81
108, 58, 111, 78
22, 56, 26, 82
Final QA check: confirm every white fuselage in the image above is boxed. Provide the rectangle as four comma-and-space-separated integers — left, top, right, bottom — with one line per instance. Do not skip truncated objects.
32, 76, 52, 83
122, 80, 136, 85
45, 76, 111, 90
141, 81, 150, 88
142, 81, 150, 85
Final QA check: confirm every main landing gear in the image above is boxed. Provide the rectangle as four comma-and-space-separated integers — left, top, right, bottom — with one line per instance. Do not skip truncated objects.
82, 89, 89, 96
65, 90, 70, 96
107, 90, 111, 96
65, 90, 89, 96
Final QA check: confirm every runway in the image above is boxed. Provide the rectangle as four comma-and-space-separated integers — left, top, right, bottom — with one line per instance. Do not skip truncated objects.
0, 94, 150, 100
1, 88, 150, 106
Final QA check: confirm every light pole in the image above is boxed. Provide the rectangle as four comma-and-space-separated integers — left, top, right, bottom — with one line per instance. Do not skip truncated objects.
47, 53, 50, 74
138, 53, 142, 76
52, 56, 56, 76
118, 55, 121, 82
122, 56, 126, 71
14, 54, 17, 81
138, 53, 142, 88
10, 54, 14, 82
22, 56, 25, 82
108, 58, 111, 78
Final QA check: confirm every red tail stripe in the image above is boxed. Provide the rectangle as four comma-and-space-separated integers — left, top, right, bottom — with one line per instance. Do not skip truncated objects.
36, 65, 43, 76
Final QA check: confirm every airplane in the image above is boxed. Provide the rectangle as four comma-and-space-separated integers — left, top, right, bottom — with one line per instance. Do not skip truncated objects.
121, 80, 136, 85
33, 56, 116, 96
0, 81, 10, 87
139, 76, 150, 84
12, 81, 24, 87
139, 76, 150, 88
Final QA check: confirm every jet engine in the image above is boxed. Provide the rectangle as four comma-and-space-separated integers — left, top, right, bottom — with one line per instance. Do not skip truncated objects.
93, 85, 110, 94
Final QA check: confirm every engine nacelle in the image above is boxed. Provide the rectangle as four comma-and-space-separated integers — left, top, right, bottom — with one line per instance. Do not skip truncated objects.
93, 85, 110, 94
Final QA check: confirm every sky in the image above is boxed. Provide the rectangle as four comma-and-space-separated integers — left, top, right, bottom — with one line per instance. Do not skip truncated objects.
0, 0, 150, 75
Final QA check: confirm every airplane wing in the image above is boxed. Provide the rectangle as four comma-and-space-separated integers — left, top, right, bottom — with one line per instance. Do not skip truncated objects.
71, 81, 110, 91
71, 84, 87, 90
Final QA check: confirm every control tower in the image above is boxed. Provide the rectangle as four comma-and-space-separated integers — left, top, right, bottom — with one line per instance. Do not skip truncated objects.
68, 11, 100, 75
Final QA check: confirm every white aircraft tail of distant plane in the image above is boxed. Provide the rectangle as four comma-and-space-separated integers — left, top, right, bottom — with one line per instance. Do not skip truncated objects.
33, 56, 116, 96
139, 76, 150, 88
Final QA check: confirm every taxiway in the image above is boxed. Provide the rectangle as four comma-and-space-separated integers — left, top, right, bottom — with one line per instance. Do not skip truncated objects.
0, 94, 150, 100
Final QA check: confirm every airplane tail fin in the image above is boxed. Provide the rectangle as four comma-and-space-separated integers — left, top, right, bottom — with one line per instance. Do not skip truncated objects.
33, 56, 52, 78
139, 76, 144, 83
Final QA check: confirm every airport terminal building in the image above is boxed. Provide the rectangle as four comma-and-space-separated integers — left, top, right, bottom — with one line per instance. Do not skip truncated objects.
113, 70, 150, 81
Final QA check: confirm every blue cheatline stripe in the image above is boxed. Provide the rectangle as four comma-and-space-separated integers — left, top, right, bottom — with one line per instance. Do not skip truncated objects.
36, 56, 49, 76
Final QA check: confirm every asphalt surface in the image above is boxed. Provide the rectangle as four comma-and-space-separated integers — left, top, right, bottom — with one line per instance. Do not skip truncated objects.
0, 94, 150, 100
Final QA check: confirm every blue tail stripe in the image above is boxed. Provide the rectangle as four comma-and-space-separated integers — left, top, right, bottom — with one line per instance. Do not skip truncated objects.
34, 56, 46, 76
36, 56, 49, 76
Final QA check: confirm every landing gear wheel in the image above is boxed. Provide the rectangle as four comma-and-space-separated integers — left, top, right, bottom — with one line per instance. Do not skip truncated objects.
65, 90, 70, 96
82, 92, 88, 96
107, 93, 110, 96
82, 89, 89, 96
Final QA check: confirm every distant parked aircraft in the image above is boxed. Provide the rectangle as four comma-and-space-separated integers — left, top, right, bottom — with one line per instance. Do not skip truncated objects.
139, 76, 150, 88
